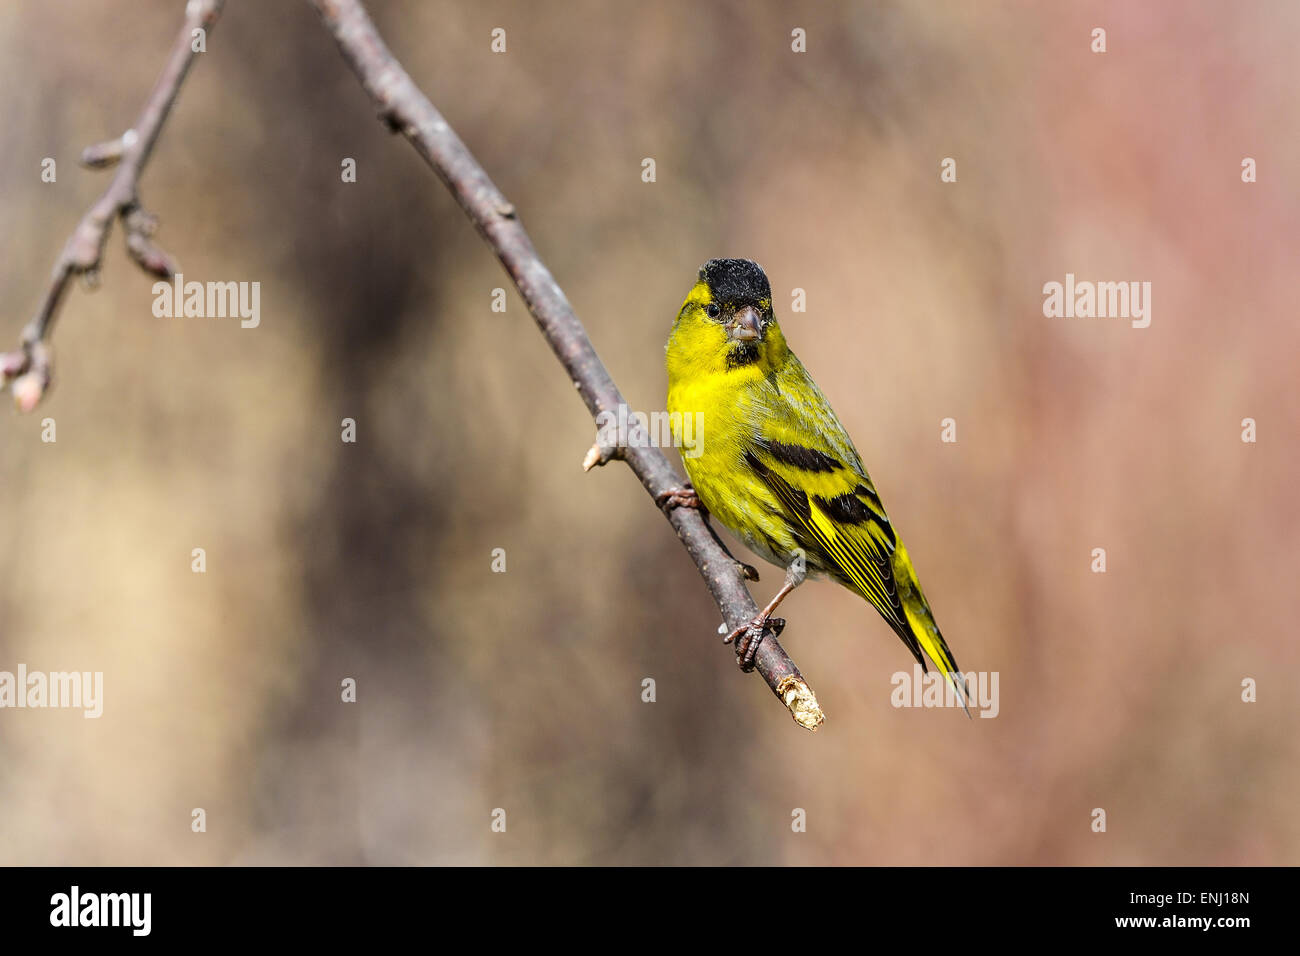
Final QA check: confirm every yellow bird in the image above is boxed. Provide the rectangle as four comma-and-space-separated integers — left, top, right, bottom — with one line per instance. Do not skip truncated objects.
664, 258, 969, 712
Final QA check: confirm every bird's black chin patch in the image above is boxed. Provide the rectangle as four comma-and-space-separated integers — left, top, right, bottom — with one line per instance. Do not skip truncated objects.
726, 342, 761, 369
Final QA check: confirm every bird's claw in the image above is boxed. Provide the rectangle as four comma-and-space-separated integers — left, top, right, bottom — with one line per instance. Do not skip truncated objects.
655, 484, 701, 515
723, 616, 785, 672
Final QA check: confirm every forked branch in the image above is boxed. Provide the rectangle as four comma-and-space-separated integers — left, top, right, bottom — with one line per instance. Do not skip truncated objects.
6, 0, 823, 730
2, 0, 225, 410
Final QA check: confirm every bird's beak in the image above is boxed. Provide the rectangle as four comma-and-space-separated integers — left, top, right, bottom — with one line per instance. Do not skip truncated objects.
728, 305, 762, 342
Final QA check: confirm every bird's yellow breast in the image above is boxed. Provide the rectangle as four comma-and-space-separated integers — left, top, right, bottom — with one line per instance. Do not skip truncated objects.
667, 369, 800, 569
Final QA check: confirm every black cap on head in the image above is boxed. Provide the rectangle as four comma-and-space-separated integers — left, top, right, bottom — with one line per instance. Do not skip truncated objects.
699, 258, 771, 305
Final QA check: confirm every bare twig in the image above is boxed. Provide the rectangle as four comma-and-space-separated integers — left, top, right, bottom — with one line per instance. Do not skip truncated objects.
310, 0, 824, 730
2, 0, 224, 411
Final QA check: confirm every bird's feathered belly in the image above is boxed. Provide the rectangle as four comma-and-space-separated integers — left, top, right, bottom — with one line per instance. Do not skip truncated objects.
668, 377, 818, 574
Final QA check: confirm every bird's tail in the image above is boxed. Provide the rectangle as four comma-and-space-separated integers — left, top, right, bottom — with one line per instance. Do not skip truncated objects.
891, 542, 972, 717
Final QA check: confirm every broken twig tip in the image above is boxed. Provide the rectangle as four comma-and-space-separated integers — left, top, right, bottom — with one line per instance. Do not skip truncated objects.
778, 676, 825, 732
582, 439, 623, 472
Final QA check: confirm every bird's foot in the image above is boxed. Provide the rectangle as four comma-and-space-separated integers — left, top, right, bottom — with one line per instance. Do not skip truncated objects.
723, 615, 785, 672
655, 483, 701, 515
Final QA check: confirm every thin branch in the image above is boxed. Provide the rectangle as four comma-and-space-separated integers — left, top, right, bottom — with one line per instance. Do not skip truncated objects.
310, 0, 824, 730
1, 0, 225, 411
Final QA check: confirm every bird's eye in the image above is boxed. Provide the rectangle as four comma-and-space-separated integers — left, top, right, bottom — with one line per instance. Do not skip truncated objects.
704, 303, 721, 318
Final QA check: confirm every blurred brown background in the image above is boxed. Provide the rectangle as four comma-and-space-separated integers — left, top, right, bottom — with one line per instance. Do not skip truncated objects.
1, 0, 1296, 865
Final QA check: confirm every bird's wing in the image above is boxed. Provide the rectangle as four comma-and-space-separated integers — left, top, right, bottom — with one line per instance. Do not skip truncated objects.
741, 358, 926, 664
